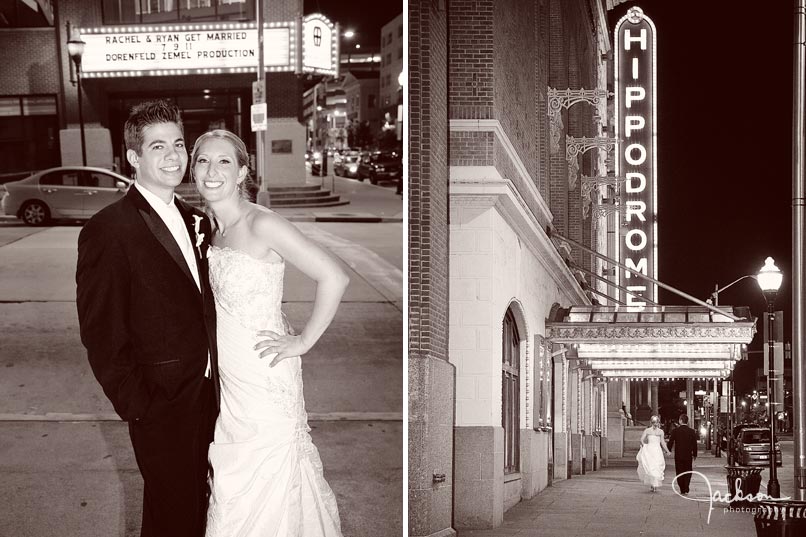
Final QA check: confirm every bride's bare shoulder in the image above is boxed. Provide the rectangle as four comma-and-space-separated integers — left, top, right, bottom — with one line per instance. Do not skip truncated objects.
246, 203, 287, 229
245, 203, 303, 244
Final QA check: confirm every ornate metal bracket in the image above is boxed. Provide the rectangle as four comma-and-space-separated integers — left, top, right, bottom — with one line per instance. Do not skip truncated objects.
589, 197, 622, 220
580, 176, 627, 218
566, 136, 618, 191
547, 87, 612, 154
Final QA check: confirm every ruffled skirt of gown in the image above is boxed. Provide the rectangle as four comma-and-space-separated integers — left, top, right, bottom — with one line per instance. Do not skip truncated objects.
636, 437, 666, 488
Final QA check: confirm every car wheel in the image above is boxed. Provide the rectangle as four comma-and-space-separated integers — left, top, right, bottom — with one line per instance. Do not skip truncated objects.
369, 173, 378, 185
21, 200, 50, 226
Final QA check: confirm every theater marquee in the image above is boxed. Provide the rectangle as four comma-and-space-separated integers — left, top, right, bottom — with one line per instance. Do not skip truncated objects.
79, 14, 338, 78
614, 6, 657, 307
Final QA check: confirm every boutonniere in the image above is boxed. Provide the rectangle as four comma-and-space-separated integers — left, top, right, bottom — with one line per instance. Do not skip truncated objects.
192, 214, 205, 257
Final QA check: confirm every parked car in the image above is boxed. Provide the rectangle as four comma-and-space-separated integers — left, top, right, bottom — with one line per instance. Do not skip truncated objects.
733, 423, 758, 441
333, 151, 361, 178
1, 166, 132, 225
357, 151, 402, 185
733, 427, 782, 467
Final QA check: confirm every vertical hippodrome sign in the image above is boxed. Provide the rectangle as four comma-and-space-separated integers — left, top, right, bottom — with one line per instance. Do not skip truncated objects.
614, 6, 658, 307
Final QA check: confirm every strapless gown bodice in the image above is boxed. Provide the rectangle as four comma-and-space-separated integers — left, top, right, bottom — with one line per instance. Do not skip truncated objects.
205, 245, 342, 537
208, 245, 285, 332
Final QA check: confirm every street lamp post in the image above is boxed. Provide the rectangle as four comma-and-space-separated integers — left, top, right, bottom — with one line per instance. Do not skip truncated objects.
67, 29, 87, 167
710, 273, 759, 461
758, 256, 783, 498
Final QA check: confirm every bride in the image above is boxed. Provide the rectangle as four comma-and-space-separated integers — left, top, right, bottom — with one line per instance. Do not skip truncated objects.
636, 415, 671, 492
192, 129, 349, 536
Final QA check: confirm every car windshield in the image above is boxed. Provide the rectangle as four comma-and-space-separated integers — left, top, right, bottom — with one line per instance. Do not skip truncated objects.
742, 430, 771, 443
345, 156, 360, 163
733, 424, 753, 437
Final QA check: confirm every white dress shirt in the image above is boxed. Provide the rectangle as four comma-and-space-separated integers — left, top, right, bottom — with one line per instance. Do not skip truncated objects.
134, 182, 210, 377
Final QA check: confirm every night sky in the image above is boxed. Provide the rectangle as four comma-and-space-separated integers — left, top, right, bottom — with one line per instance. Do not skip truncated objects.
607, 2, 797, 394
303, 0, 403, 47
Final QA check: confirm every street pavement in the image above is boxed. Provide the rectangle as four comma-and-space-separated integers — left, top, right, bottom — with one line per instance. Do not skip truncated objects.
460, 442, 801, 537
0, 182, 403, 536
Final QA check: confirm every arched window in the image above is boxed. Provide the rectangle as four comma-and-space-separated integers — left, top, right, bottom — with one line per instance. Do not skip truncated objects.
502, 308, 520, 474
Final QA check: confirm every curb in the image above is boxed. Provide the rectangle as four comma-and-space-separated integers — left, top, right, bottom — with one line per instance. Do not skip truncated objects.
283, 214, 403, 223
0, 215, 403, 223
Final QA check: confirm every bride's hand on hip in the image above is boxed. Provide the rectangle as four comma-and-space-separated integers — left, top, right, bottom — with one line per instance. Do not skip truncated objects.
254, 330, 310, 367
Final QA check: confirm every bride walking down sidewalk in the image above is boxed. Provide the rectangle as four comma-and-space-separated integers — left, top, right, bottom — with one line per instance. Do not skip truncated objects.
637, 415, 672, 492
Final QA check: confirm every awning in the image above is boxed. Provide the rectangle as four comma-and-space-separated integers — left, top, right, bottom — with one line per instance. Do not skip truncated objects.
546, 305, 757, 380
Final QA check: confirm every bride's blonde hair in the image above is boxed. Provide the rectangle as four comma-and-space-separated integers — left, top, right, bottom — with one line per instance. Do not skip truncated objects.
650, 415, 660, 425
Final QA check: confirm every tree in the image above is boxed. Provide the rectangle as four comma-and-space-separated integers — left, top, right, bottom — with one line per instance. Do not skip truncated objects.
376, 127, 398, 151
348, 120, 373, 150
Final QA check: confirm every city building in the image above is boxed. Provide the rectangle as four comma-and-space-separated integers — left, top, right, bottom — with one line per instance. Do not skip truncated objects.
301, 13, 400, 154
343, 71, 381, 133
0, 0, 339, 190
340, 48, 381, 73
379, 13, 403, 118
408, 1, 755, 535
379, 13, 402, 145
302, 77, 349, 151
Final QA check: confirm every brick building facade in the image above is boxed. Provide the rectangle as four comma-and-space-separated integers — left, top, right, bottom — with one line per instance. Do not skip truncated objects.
0, 0, 317, 188
408, 0, 622, 534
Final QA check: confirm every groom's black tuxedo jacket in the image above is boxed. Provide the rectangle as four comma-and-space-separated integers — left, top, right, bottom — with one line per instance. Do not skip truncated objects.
76, 186, 219, 422
667, 424, 698, 463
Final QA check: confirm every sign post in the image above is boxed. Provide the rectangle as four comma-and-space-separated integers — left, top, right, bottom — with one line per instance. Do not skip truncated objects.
254, 0, 268, 205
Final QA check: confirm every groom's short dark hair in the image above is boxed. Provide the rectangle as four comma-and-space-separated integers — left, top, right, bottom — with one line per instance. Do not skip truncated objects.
679, 414, 689, 424
124, 100, 183, 155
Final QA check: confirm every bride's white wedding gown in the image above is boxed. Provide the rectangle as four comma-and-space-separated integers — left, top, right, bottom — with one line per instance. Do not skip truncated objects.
636, 433, 666, 488
206, 245, 342, 537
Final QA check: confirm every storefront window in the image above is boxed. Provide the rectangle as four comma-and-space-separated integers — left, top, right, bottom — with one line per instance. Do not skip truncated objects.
0, 1, 53, 28
0, 96, 59, 174
109, 90, 247, 180
102, 0, 254, 25
503, 308, 521, 474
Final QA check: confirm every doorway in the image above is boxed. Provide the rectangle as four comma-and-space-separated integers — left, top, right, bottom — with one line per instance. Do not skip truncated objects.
108, 89, 249, 182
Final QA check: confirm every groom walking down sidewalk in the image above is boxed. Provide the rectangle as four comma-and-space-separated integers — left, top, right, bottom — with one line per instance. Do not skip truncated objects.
667, 414, 698, 495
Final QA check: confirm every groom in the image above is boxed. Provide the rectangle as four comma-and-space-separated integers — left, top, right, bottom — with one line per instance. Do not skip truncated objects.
667, 414, 698, 495
76, 100, 218, 536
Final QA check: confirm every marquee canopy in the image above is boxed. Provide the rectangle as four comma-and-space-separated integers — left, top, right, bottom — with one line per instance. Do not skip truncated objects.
546, 305, 757, 380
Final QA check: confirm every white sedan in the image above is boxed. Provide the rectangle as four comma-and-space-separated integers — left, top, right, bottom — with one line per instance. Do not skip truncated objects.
1, 166, 132, 225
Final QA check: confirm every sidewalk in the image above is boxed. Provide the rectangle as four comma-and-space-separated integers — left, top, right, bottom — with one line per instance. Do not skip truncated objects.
0, 225, 403, 536
271, 173, 404, 223
460, 452, 764, 537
